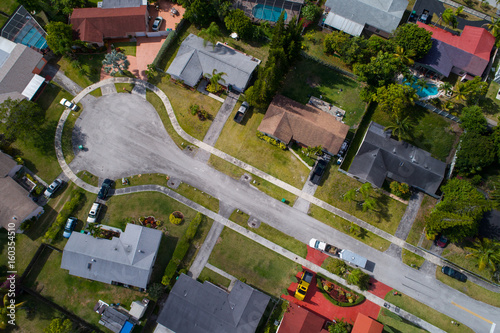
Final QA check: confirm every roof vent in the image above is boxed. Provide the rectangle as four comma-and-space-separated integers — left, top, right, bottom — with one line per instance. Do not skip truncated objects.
184, 291, 188, 297
125, 245, 132, 252
392, 148, 396, 154
424, 163, 429, 169
412, 156, 417, 164
138, 249, 144, 253
87, 263, 92, 270
399, 162, 404, 167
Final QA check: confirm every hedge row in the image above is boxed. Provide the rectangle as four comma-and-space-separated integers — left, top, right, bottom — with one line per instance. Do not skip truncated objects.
161, 212, 204, 286
256, 131, 287, 150
315, 273, 365, 307
42, 189, 84, 243
152, 19, 186, 68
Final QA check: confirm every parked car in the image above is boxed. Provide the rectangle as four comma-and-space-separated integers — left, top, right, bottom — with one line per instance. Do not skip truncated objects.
87, 202, 101, 223
435, 235, 449, 248
63, 217, 77, 238
419, 9, 431, 24
60, 98, 78, 111
310, 159, 328, 185
152, 16, 163, 31
295, 270, 314, 301
441, 266, 467, 282
98, 179, 113, 199
44, 179, 63, 198
233, 101, 250, 123
337, 140, 350, 165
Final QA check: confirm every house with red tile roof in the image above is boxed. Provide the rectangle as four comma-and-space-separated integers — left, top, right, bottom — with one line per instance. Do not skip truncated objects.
415, 22, 495, 79
70, 6, 149, 45
257, 95, 350, 156
351, 313, 383, 333
277, 302, 329, 333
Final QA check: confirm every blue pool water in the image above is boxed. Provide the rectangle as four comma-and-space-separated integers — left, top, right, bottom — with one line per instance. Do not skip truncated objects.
403, 76, 438, 98
252, 4, 287, 22
14, 25, 48, 50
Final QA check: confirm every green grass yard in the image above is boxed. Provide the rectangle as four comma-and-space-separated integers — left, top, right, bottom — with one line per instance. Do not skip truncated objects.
441, 244, 494, 281
57, 53, 105, 88
209, 227, 301, 296
406, 195, 437, 248
280, 57, 366, 127
377, 308, 427, 333
302, 30, 353, 73
198, 267, 231, 288
112, 42, 137, 57
213, 106, 310, 189
314, 165, 407, 235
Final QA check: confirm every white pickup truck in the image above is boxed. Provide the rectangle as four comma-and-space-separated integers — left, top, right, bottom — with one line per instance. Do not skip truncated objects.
309, 238, 367, 268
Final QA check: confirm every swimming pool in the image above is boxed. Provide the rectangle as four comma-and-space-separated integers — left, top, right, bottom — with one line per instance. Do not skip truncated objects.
403, 76, 439, 98
252, 4, 287, 22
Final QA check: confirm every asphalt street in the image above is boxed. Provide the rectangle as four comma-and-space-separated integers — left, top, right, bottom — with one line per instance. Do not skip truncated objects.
71, 92, 500, 332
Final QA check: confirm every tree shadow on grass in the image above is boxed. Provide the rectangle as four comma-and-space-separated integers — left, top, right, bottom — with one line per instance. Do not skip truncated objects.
149, 234, 178, 284
22, 246, 53, 288
374, 193, 391, 224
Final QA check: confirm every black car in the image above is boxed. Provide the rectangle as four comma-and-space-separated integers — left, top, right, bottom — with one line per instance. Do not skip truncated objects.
97, 179, 113, 199
442, 266, 467, 282
310, 159, 328, 185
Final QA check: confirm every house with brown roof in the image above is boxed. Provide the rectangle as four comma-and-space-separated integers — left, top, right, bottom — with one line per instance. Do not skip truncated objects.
277, 302, 329, 333
257, 95, 350, 155
351, 313, 383, 333
70, 6, 148, 45
0, 151, 44, 231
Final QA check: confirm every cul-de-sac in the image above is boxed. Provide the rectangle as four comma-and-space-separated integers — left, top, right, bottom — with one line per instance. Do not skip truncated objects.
1, 0, 500, 331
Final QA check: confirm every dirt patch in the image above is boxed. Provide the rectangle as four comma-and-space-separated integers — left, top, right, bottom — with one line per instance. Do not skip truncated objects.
307, 76, 321, 88
445, 122, 463, 164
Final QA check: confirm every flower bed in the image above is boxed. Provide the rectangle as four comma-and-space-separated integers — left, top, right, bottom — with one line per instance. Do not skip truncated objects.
316, 274, 365, 307
139, 216, 162, 228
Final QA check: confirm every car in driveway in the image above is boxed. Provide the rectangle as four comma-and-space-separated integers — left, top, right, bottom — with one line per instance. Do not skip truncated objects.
442, 266, 467, 282
98, 179, 113, 199
152, 16, 163, 31
87, 202, 101, 223
63, 217, 77, 238
435, 235, 449, 248
310, 159, 328, 185
295, 270, 314, 301
44, 179, 63, 198
60, 98, 78, 111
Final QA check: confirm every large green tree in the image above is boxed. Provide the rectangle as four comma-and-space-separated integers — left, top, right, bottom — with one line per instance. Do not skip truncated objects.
323, 30, 351, 55
53, 0, 85, 15
426, 178, 492, 242
393, 23, 433, 59
465, 238, 500, 272
0, 98, 44, 142
301, 4, 322, 22
373, 84, 418, 119
384, 115, 413, 141
184, 0, 216, 27
460, 105, 488, 134
457, 77, 488, 105
455, 132, 496, 175
224, 9, 254, 40
46, 22, 74, 56
198, 22, 223, 47
353, 52, 406, 87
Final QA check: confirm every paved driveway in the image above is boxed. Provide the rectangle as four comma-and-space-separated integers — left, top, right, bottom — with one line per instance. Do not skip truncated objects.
70, 92, 500, 333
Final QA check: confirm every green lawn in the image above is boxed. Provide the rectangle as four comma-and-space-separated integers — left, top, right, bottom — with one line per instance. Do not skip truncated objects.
280, 57, 366, 127
441, 244, 494, 281
314, 164, 407, 235
57, 53, 105, 88
402, 249, 425, 269
114, 173, 171, 189
198, 267, 231, 288
230, 210, 307, 257
61, 107, 78, 163
371, 104, 458, 162
155, 78, 221, 141
406, 195, 436, 248
378, 308, 427, 333
209, 227, 301, 296
112, 42, 137, 57
175, 183, 219, 212
302, 29, 353, 73
77, 170, 99, 186
23, 249, 145, 327
483, 80, 500, 123
10, 83, 74, 182
436, 266, 500, 308
309, 205, 391, 251
384, 291, 473, 333
213, 106, 310, 189
0, 0, 18, 28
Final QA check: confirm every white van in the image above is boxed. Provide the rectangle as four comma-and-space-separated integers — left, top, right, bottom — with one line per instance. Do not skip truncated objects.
87, 203, 101, 223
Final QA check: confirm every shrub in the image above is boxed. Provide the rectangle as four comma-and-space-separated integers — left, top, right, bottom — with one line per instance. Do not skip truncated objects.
324, 258, 347, 276
346, 268, 370, 291
42, 189, 84, 243
256, 132, 287, 150
169, 211, 184, 225
190, 104, 200, 115
316, 273, 365, 307
161, 213, 204, 285
147, 283, 165, 300
389, 181, 411, 200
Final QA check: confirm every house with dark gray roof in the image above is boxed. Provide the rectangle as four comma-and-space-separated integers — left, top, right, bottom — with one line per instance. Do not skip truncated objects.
154, 273, 270, 333
61, 223, 162, 289
323, 0, 407, 37
0, 151, 43, 231
0, 36, 47, 103
166, 34, 261, 93
348, 122, 446, 197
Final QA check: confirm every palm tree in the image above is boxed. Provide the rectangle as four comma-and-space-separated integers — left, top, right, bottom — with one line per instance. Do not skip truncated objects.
384, 116, 413, 141
465, 238, 500, 271
484, 17, 500, 45
416, 78, 429, 91
455, 6, 464, 17
359, 182, 372, 199
362, 198, 377, 212
453, 83, 468, 102
439, 82, 453, 97
198, 22, 223, 48
394, 46, 416, 66
343, 189, 357, 203
204, 69, 227, 92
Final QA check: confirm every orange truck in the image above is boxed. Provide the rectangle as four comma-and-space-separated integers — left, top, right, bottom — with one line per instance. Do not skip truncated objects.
295, 270, 314, 301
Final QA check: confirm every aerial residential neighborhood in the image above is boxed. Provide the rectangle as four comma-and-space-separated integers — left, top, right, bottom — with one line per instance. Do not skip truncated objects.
1, 0, 500, 331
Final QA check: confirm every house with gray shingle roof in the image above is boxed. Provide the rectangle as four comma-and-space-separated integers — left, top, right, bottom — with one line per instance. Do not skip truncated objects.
323, 0, 407, 37
0, 36, 47, 103
61, 223, 162, 289
0, 151, 43, 231
166, 34, 261, 92
154, 273, 270, 333
348, 122, 446, 197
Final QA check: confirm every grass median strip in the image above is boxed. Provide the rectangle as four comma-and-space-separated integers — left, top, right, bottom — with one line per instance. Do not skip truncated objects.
209, 227, 301, 296
385, 290, 474, 333
230, 210, 307, 258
